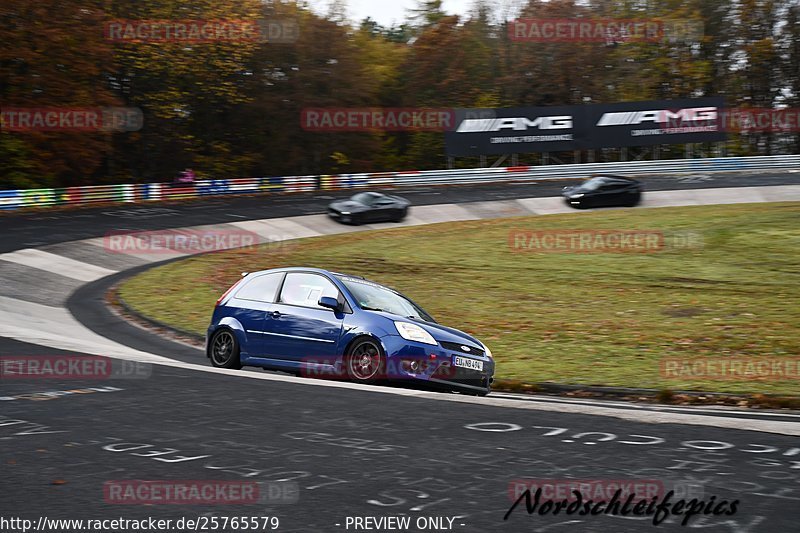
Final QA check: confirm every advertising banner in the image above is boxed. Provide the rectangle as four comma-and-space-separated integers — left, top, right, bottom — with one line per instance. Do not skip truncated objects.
445, 98, 726, 156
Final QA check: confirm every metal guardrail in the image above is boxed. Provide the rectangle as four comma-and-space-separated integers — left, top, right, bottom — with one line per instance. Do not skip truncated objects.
1, 155, 797, 211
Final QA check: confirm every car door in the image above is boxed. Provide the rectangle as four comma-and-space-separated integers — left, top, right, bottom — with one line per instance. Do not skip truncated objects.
371, 197, 395, 222
604, 181, 634, 206
261, 272, 345, 363
227, 272, 284, 357
592, 180, 626, 207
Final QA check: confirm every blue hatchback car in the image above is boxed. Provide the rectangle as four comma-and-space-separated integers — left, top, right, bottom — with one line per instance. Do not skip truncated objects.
207, 267, 494, 395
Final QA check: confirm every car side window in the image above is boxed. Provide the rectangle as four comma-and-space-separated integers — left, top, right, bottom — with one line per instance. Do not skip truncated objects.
279, 273, 340, 309
235, 273, 283, 303
583, 178, 607, 191
601, 180, 625, 190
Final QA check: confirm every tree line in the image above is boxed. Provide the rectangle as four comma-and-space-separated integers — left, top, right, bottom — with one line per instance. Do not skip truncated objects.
1, 0, 798, 189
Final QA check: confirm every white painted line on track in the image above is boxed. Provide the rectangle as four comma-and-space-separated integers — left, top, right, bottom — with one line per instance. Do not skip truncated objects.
0, 248, 117, 282
0, 296, 173, 364
231, 217, 321, 240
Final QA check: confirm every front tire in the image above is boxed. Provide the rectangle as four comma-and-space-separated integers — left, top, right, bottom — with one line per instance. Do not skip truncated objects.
209, 329, 242, 369
345, 338, 385, 384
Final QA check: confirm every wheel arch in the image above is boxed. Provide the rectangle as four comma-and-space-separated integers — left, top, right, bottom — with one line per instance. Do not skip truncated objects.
343, 333, 387, 359
207, 318, 245, 358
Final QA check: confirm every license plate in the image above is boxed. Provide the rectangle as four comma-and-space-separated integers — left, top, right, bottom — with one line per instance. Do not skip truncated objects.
453, 356, 483, 371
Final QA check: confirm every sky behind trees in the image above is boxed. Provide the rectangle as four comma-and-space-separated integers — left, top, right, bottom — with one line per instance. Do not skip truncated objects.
307, 0, 482, 26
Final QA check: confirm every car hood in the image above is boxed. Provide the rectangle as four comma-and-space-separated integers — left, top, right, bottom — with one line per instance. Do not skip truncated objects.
423, 321, 484, 349
373, 312, 484, 349
562, 184, 589, 195
329, 200, 368, 212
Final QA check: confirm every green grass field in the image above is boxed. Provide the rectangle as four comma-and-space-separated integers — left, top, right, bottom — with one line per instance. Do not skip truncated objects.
119, 202, 800, 395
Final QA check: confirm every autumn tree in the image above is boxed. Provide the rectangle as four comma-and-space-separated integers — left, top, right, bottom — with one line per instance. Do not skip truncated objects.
0, 0, 118, 188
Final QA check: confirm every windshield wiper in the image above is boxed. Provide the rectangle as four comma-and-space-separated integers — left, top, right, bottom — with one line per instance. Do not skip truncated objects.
361, 306, 388, 313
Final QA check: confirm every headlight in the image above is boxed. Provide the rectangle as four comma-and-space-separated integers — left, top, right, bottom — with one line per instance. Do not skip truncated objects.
482, 343, 493, 359
341, 211, 351, 215
570, 193, 585, 199
394, 322, 437, 345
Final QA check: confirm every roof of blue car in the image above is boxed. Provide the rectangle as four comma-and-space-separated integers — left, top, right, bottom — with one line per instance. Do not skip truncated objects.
250, 266, 364, 279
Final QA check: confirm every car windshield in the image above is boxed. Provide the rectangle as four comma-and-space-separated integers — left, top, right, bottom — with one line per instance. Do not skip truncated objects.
577, 177, 607, 191
337, 276, 436, 323
351, 192, 381, 206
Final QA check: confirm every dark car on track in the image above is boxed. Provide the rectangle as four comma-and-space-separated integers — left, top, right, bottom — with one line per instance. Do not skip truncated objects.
327, 192, 410, 224
562, 175, 643, 209
207, 267, 494, 395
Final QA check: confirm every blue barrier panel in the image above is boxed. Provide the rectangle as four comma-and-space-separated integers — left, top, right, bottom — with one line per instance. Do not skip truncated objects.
0, 189, 21, 210
197, 179, 229, 196
140, 183, 163, 201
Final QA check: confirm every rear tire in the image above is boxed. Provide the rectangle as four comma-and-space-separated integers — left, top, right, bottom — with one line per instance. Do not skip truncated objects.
209, 329, 242, 369
626, 193, 642, 207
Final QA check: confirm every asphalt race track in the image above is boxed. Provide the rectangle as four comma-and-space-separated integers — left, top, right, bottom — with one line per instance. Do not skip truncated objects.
2, 174, 800, 533
2, 169, 799, 253
3, 338, 800, 533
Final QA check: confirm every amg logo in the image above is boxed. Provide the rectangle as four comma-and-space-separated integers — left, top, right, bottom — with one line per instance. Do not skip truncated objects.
457, 116, 573, 133
597, 107, 718, 126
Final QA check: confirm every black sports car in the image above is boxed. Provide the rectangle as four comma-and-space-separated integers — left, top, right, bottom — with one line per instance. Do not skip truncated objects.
562, 175, 643, 209
327, 192, 410, 225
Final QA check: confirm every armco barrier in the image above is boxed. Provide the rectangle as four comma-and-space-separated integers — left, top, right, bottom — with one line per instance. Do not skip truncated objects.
0, 155, 797, 211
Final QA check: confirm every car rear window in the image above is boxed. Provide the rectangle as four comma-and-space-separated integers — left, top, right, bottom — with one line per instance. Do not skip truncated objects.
235, 272, 283, 303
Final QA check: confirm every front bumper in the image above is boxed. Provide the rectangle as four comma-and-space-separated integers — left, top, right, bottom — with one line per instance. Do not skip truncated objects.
563, 195, 584, 207
380, 335, 494, 394
328, 209, 355, 224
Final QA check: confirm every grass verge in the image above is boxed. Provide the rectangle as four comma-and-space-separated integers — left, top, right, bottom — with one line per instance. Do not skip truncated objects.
119, 202, 800, 396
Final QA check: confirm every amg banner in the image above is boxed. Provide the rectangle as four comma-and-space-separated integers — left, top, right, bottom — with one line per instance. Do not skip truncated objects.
444, 106, 582, 156
445, 98, 726, 156
585, 97, 726, 148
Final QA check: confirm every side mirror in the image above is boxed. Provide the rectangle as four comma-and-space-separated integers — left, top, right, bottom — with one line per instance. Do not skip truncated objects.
318, 296, 341, 311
